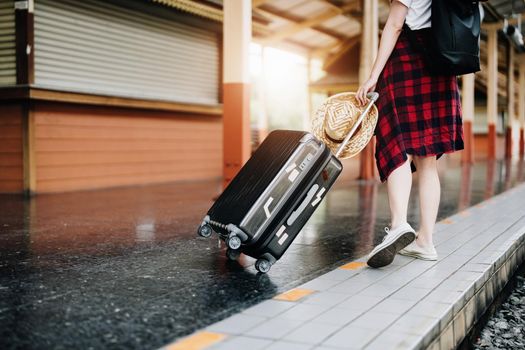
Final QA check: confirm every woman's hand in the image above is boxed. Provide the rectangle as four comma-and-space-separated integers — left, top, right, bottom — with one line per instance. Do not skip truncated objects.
356, 77, 377, 106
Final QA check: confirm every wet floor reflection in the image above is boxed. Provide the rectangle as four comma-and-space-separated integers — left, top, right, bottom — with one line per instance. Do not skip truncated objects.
1, 158, 524, 349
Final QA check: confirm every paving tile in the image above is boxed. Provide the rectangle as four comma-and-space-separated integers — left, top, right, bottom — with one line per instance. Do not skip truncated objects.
339, 262, 367, 270
299, 278, 342, 291
363, 331, 422, 350
425, 289, 464, 305
242, 300, 296, 317
274, 288, 316, 302
166, 331, 226, 350
283, 321, 341, 344
433, 279, 475, 295
277, 303, 329, 321
369, 298, 418, 315
245, 318, 303, 339
349, 311, 399, 330
323, 325, 380, 349
313, 305, 365, 325
354, 282, 399, 298
337, 294, 383, 311
406, 276, 444, 290
427, 338, 440, 350
207, 313, 266, 334
374, 272, 415, 287
301, 291, 350, 307
453, 309, 466, 346
319, 269, 360, 281
386, 314, 440, 338
328, 279, 369, 295
463, 295, 476, 333
448, 270, 484, 282
407, 301, 453, 325
439, 318, 455, 350
390, 285, 432, 301
209, 336, 272, 350
264, 341, 313, 350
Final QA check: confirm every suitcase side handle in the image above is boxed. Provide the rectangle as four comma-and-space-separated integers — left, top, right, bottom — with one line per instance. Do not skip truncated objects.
334, 92, 378, 158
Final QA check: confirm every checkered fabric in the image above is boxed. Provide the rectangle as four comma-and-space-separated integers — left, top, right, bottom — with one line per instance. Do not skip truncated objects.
374, 29, 464, 183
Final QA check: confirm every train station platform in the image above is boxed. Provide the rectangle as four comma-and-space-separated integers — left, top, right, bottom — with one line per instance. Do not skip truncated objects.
166, 179, 525, 350
1, 158, 524, 349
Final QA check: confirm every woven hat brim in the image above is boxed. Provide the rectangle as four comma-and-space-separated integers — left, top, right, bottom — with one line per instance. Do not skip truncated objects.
312, 92, 378, 159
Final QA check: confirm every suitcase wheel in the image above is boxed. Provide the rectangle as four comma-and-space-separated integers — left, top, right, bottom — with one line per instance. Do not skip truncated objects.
255, 258, 271, 273
226, 234, 242, 250
197, 224, 213, 238
226, 248, 241, 261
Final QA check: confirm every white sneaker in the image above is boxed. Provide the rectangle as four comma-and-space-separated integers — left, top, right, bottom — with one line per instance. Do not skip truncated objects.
399, 240, 438, 261
366, 223, 416, 268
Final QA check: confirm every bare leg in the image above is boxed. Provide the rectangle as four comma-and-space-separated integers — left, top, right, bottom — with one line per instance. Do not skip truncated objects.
413, 155, 440, 246
387, 155, 413, 228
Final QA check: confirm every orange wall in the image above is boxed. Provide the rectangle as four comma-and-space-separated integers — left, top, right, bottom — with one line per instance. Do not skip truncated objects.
0, 104, 23, 193
33, 102, 222, 193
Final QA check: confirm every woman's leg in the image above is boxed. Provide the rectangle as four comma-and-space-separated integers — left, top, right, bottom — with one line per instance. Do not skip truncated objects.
387, 154, 413, 228
367, 154, 417, 268
413, 155, 440, 246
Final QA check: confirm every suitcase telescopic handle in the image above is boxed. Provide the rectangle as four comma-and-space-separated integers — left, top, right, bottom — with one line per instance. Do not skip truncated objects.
334, 92, 379, 158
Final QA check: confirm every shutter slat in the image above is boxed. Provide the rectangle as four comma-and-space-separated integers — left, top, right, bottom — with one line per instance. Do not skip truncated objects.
34, 0, 219, 105
0, 0, 16, 86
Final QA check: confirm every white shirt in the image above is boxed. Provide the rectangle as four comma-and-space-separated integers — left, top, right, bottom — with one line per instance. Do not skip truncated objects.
396, 0, 432, 30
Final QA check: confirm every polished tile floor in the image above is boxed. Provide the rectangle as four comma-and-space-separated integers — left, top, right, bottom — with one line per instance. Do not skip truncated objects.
1, 157, 524, 349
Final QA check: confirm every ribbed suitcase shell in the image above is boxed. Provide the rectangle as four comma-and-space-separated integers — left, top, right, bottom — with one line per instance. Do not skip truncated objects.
205, 130, 342, 264
208, 130, 311, 228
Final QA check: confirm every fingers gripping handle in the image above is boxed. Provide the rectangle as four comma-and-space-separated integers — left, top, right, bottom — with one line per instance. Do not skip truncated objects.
334, 91, 379, 158
366, 92, 379, 102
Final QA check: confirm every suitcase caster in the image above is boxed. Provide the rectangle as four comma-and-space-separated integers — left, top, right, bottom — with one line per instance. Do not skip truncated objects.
226, 248, 241, 261
255, 258, 271, 273
226, 234, 242, 250
198, 224, 213, 238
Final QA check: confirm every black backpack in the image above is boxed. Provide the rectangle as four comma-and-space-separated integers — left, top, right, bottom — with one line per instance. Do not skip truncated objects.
405, 0, 482, 76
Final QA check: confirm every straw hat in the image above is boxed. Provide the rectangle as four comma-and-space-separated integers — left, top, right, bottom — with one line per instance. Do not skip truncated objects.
312, 92, 378, 159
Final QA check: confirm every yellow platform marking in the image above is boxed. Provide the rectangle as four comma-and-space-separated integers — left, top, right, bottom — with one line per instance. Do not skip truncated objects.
441, 219, 454, 224
339, 261, 366, 270
165, 331, 226, 350
273, 288, 315, 302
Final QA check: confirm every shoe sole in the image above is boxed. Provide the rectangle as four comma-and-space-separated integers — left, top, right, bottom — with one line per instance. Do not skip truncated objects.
398, 250, 438, 261
367, 231, 416, 268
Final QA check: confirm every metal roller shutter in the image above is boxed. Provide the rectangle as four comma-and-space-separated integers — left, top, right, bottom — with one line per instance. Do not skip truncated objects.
34, 0, 219, 105
0, 0, 16, 86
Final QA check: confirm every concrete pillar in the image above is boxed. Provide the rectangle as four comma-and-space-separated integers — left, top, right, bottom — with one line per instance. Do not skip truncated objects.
358, 0, 378, 180
461, 74, 475, 164
519, 57, 525, 158
505, 46, 515, 159
486, 28, 498, 160
258, 46, 269, 142
15, 0, 36, 196
222, 0, 251, 188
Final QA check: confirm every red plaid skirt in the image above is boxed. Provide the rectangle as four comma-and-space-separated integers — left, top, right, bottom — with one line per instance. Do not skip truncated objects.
374, 28, 464, 182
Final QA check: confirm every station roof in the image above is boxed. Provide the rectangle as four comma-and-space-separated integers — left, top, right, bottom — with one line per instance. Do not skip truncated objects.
153, 0, 524, 101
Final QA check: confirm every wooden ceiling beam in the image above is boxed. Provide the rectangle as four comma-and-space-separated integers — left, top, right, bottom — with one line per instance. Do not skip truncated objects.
257, 0, 360, 44
252, 0, 271, 8
322, 35, 360, 69
255, 7, 348, 42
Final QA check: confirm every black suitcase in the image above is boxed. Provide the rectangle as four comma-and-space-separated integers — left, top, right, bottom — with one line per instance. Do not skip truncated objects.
197, 93, 378, 273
